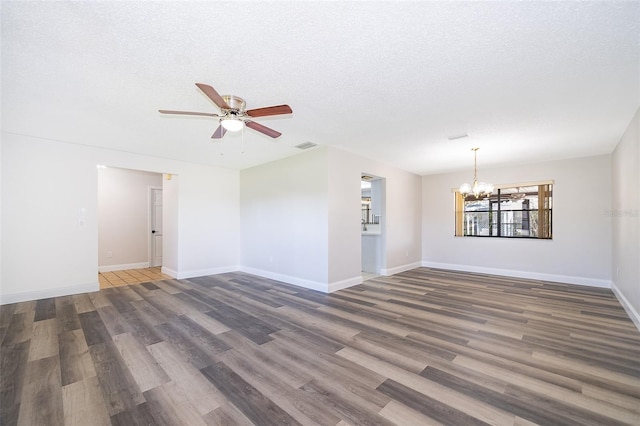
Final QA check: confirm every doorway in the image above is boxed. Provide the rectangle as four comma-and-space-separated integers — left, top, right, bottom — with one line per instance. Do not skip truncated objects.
361, 173, 385, 280
98, 167, 165, 273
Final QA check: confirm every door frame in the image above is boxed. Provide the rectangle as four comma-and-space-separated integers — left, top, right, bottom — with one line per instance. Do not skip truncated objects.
360, 174, 386, 276
148, 186, 163, 267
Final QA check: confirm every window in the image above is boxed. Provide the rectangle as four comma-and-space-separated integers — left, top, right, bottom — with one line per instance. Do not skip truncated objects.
455, 182, 553, 239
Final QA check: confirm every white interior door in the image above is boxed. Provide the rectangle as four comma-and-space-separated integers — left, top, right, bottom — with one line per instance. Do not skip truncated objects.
150, 188, 163, 267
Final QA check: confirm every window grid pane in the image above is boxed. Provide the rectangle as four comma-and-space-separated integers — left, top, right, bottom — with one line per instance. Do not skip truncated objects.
460, 184, 552, 239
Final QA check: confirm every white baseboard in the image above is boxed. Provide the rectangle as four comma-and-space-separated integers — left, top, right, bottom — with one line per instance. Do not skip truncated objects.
98, 262, 149, 273
239, 266, 330, 293
380, 261, 423, 277
161, 266, 178, 278
611, 282, 640, 332
328, 276, 363, 292
0, 282, 99, 305
165, 265, 362, 293
173, 265, 240, 280
421, 261, 612, 288
237, 267, 363, 293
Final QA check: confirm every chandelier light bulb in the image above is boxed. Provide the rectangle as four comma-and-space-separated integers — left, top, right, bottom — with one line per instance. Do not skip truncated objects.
459, 182, 472, 194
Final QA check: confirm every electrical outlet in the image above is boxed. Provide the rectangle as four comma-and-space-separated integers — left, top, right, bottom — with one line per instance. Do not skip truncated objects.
107, 251, 113, 258
78, 207, 86, 228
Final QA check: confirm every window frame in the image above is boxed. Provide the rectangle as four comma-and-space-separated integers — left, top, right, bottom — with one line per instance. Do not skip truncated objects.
454, 180, 553, 239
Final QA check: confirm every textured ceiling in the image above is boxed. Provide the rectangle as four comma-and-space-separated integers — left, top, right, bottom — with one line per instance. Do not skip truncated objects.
2, 1, 639, 175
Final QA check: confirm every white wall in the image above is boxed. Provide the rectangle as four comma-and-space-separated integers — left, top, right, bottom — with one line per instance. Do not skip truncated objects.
2, 134, 99, 302
422, 155, 612, 287
240, 146, 422, 293
175, 162, 240, 279
611, 107, 640, 328
0, 133, 4, 299
327, 147, 423, 288
326, 147, 362, 288
1, 132, 240, 303
98, 167, 162, 270
380, 162, 423, 275
162, 173, 179, 276
240, 148, 329, 291
4, 134, 422, 300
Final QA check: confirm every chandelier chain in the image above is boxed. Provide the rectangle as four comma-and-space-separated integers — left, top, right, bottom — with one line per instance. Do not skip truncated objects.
473, 147, 479, 183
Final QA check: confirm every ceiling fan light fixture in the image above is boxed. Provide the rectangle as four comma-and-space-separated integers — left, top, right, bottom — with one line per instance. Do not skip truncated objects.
160, 83, 291, 139
220, 118, 243, 132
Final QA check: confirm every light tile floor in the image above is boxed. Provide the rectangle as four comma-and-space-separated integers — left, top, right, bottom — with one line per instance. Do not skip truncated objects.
98, 266, 172, 289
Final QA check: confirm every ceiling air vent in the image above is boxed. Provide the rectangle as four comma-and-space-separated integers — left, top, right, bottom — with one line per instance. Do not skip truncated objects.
295, 142, 317, 150
447, 133, 469, 141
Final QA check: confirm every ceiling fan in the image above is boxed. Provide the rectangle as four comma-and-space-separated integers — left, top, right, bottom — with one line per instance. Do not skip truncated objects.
159, 83, 292, 139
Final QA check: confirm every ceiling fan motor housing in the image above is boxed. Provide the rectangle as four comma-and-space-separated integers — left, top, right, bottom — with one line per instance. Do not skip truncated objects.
222, 95, 246, 112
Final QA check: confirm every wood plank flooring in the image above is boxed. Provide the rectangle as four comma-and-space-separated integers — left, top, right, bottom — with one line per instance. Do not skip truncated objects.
1, 268, 639, 425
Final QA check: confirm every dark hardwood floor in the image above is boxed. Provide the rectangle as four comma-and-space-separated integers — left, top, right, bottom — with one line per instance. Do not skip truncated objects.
1, 268, 639, 425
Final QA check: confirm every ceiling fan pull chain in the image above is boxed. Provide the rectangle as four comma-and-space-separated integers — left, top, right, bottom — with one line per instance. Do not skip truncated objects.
241, 125, 245, 154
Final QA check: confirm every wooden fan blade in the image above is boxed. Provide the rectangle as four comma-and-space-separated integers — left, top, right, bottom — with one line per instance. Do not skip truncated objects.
212, 125, 227, 139
195, 83, 230, 109
159, 109, 219, 117
246, 104, 293, 118
245, 120, 282, 138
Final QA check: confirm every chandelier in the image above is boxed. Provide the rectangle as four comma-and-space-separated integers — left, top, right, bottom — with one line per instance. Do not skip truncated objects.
459, 147, 494, 198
